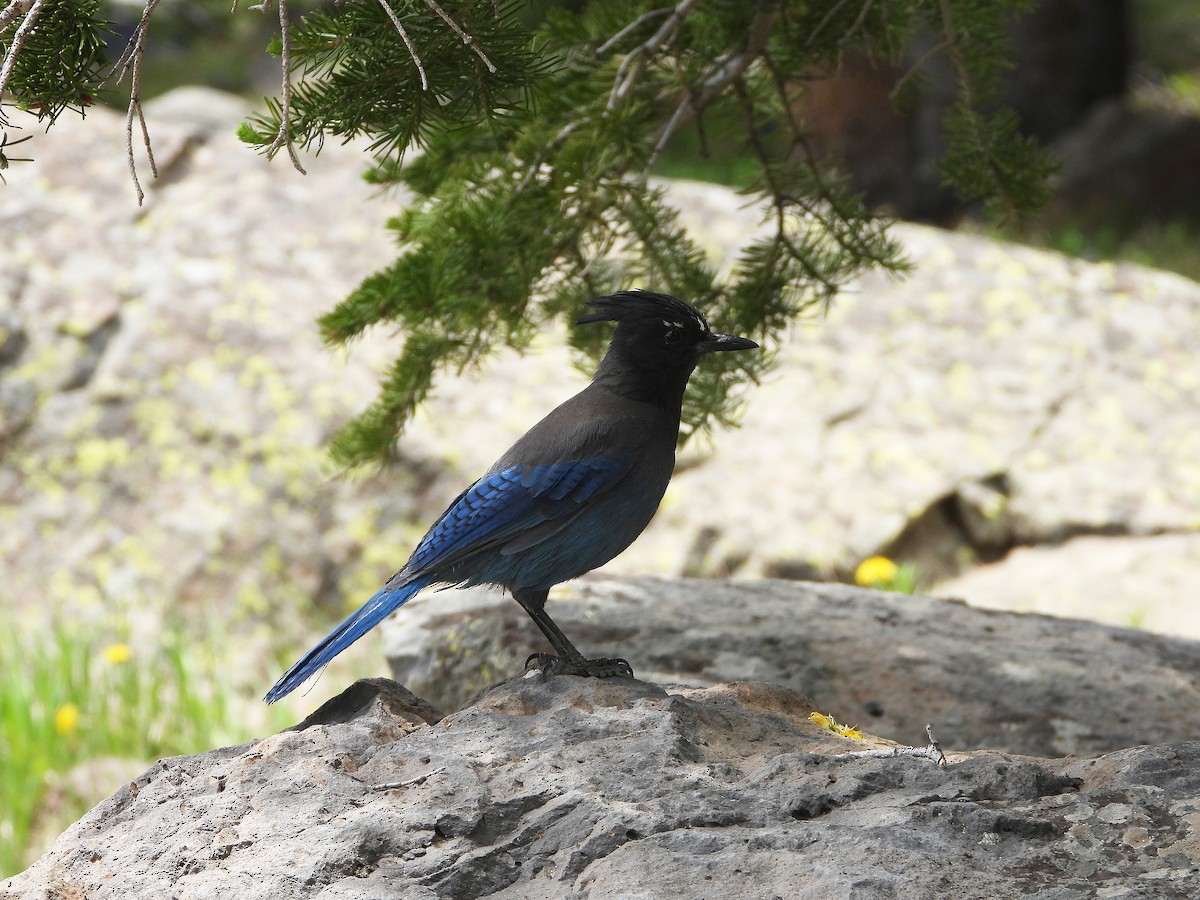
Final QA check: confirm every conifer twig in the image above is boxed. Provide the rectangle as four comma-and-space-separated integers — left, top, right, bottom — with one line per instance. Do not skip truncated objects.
889, 38, 952, 102
110, 0, 162, 205
595, 6, 672, 58
256, 0, 305, 173
647, 8, 776, 166
608, 0, 699, 112
936, 0, 1017, 225
378, 0, 428, 90
423, 0, 496, 73
0, 0, 45, 108
0, 0, 36, 36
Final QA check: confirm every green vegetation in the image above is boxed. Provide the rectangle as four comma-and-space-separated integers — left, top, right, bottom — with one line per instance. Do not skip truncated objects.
4, 0, 1055, 468
1025, 219, 1200, 284
0, 613, 292, 878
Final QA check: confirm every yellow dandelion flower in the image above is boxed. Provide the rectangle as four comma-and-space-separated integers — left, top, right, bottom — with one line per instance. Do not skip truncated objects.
854, 555, 898, 587
54, 703, 81, 735
102, 643, 133, 664
809, 711, 835, 730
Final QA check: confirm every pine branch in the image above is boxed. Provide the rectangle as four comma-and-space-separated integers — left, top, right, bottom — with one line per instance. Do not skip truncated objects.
608, 0, 699, 112
378, 0, 428, 90
259, 0, 306, 173
648, 7, 776, 167
424, 0, 496, 73
0, 0, 45, 111
1, 0, 1056, 466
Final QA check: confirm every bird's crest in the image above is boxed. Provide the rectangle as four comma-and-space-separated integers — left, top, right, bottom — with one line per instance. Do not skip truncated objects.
577, 290, 710, 333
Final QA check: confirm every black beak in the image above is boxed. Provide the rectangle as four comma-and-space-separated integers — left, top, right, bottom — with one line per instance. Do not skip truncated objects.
698, 332, 759, 353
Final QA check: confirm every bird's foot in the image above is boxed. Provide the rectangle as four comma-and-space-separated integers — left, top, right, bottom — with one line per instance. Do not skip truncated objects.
525, 653, 634, 679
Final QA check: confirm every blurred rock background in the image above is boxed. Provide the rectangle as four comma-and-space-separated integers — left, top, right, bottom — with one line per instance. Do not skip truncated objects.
3, 0, 1200, 877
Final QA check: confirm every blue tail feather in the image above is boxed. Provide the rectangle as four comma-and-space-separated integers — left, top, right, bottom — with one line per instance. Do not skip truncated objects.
264, 574, 433, 703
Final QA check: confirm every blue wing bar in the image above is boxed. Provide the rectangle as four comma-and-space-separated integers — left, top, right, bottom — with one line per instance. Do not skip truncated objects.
404, 458, 630, 576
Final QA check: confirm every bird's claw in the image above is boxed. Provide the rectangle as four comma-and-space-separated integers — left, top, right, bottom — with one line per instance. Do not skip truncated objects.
524, 652, 634, 679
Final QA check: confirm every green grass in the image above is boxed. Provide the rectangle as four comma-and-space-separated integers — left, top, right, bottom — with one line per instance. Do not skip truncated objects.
0, 613, 292, 878
1034, 219, 1200, 284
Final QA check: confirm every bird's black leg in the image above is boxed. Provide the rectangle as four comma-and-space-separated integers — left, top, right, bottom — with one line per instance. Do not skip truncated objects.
512, 588, 633, 678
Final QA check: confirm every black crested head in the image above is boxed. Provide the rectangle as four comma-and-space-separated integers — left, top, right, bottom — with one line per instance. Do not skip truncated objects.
578, 290, 712, 332
579, 289, 757, 409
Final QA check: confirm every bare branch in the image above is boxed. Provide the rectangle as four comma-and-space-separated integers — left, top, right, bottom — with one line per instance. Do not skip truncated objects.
106, 0, 162, 205
830, 724, 948, 766
646, 91, 692, 171
608, 0, 699, 112
378, 0, 428, 91
804, 0, 853, 51
370, 766, 446, 791
889, 38, 952, 102
840, 0, 875, 47
595, 6, 672, 58
423, 0, 496, 74
263, 0, 307, 174
0, 0, 46, 108
646, 9, 776, 158
0, 0, 36, 35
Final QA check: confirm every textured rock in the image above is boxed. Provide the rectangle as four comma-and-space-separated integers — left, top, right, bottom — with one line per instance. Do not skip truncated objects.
3, 87, 1200, 681
938, 532, 1200, 636
5, 675, 1199, 899
383, 578, 1200, 759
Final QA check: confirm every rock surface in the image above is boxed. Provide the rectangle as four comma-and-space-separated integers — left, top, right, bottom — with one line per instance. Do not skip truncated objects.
383, 578, 1200, 759
3, 87, 1200, 663
5, 675, 1199, 899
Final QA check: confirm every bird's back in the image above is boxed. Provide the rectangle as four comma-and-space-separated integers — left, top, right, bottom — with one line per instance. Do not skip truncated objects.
438, 381, 680, 591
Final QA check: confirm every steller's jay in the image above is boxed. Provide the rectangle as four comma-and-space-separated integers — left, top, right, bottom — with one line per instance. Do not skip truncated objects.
265, 290, 757, 702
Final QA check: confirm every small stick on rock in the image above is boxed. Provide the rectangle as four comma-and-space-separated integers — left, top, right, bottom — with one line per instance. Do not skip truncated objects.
372, 765, 447, 791
832, 723, 948, 766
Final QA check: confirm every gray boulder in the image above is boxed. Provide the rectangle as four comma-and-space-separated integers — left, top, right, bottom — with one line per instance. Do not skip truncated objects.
5, 674, 1198, 899
383, 578, 1200, 759
4, 91, 1200, 666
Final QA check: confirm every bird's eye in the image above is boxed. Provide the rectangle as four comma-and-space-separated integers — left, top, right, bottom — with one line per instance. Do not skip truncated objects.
663, 327, 682, 346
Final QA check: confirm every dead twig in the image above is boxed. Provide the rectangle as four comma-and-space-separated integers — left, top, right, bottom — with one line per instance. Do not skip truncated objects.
608, 0, 699, 112
371, 766, 446, 791
424, 0, 496, 73
889, 37, 951, 102
109, 0, 162, 205
595, 5, 672, 58
377, 0, 428, 91
0, 0, 36, 36
832, 724, 947, 766
259, 0, 307, 174
646, 8, 776, 168
0, 0, 46, 111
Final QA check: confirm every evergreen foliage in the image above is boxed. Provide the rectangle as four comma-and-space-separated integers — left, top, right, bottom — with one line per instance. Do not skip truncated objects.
0, 0, 109, 126
1, 0, 1057, 467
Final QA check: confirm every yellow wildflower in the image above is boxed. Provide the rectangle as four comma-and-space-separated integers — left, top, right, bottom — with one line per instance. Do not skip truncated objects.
810, 711, 835, 730
809, 710, 865, 740
54, 703, 81, 735
854, 555, 898, 587
102, 643, 133, 664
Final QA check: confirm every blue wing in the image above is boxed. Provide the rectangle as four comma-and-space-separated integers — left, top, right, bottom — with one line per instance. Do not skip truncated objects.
264, 457, 631, 703
404, 457, 632, 576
